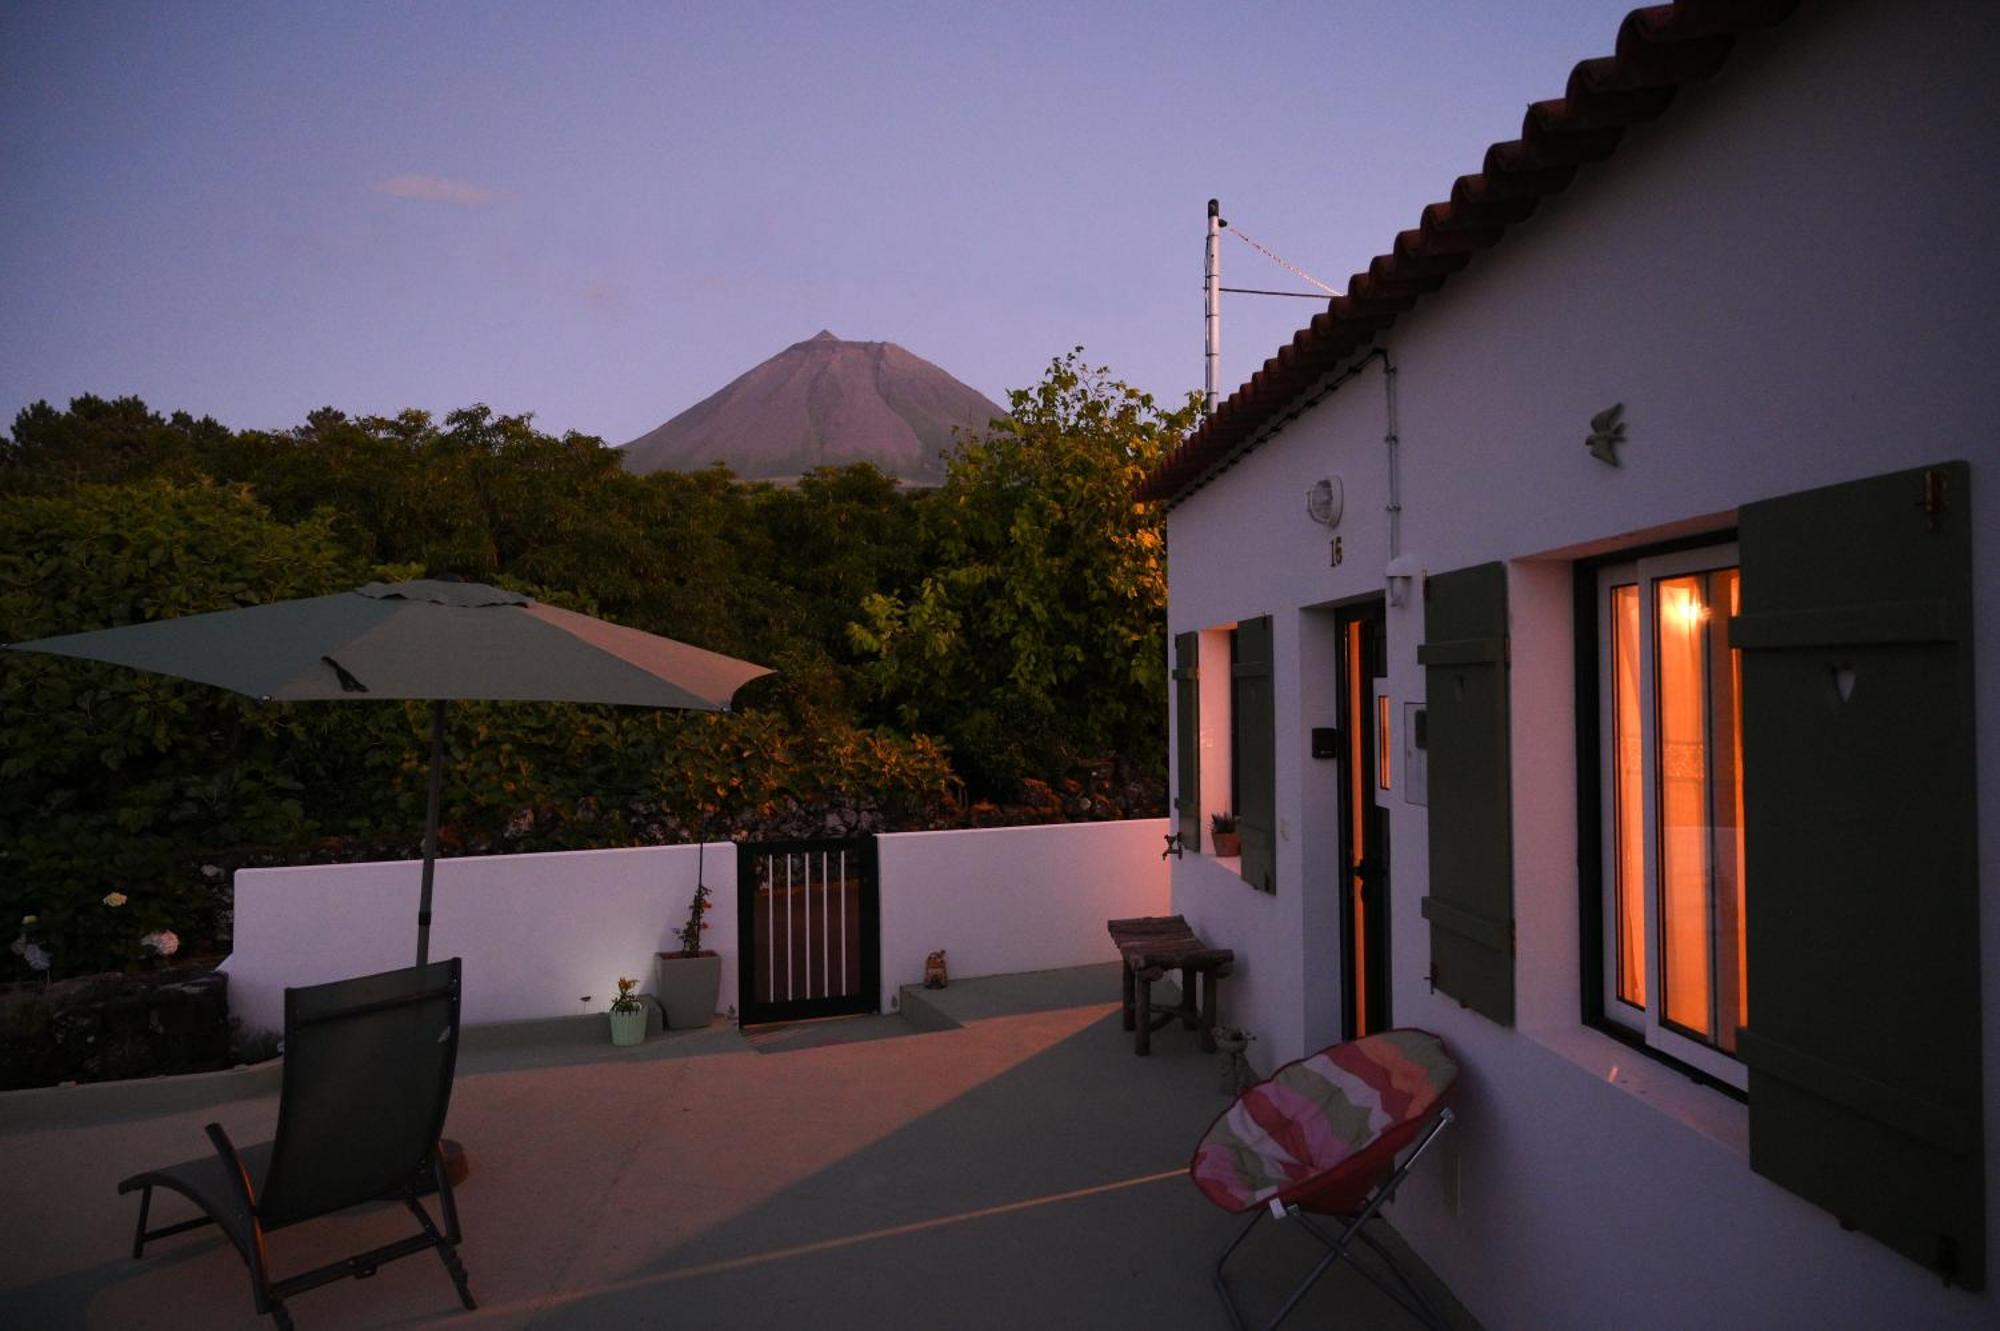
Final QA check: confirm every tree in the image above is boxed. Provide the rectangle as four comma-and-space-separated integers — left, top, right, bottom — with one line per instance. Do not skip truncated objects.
850, 351, 1201, 792
0, 479, 369, 975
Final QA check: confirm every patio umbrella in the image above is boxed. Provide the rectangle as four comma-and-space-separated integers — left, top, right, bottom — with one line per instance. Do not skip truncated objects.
4, 577, 772, 965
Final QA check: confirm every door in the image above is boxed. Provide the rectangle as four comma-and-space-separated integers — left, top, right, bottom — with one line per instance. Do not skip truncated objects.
737, 837, 880, 1025
1337, 600, 1391, 1040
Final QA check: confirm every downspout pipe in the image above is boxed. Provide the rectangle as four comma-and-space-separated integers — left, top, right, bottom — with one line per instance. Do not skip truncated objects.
1380, 350, 1402, 564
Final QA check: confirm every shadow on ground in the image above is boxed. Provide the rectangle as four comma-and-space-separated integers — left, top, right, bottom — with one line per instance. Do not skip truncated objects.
508, 972, 1476, 1330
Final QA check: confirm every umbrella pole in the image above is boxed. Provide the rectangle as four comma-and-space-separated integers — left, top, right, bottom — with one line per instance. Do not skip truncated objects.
417, 699, 446, 968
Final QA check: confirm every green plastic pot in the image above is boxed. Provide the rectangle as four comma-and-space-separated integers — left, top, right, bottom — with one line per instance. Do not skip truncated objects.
608, 1007, 647, 1046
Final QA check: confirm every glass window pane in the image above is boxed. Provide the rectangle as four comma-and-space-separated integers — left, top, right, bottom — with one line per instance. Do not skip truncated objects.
1610, 584, 1645, 1008
1656, 575, 1713, 1038
1711, 568, 1746, 1052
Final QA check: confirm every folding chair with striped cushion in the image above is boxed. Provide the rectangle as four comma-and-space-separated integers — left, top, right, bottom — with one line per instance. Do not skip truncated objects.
1190, 1028, 1459, 1331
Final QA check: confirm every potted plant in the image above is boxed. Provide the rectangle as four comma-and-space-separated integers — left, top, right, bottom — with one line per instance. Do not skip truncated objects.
655, 875, 721, 1030
1210, 812, 1241, 858
607, 977, 647, 1046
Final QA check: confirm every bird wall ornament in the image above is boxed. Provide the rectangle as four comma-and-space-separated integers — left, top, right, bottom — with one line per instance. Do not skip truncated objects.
1586, 403, 1627, 466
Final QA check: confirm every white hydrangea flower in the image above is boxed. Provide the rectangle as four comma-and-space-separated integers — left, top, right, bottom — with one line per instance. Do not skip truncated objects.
141, 930, 181, 958
22, 942, 51, 972
102, 891, 128, 908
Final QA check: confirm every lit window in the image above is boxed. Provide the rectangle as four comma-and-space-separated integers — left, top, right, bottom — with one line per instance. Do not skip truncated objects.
1596, 545, 1746, 1089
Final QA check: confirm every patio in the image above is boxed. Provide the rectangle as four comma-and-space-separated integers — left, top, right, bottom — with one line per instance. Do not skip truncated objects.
0, 964, 1475, 1330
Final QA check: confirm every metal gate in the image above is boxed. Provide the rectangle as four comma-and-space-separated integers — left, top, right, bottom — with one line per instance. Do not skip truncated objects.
736, 836, 879, 1025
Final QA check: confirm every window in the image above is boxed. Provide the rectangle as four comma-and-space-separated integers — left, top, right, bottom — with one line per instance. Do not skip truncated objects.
1595, 544, 1746, 1089
1175, 618, 1272, 890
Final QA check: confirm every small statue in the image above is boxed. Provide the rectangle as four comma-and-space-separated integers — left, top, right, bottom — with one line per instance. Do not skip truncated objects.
1214, 1026, 1258, 1096
923, 949, 949, 989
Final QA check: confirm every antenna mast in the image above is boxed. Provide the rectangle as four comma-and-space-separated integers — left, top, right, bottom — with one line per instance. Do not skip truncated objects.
1204, 198, 1222, 414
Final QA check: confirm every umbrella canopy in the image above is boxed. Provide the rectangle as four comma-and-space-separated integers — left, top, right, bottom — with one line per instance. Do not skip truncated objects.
12, 578, 768, 707
5, 578, 773, 964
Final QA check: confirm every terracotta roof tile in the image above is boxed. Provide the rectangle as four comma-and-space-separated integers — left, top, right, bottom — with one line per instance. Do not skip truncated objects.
1136, 0, 1801, 504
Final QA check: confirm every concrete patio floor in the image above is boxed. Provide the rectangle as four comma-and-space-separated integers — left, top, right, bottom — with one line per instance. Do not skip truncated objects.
0, 965, 1477, 1330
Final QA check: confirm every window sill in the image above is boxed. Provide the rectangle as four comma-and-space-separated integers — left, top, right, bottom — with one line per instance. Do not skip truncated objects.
1526, 1023, 1748, 1159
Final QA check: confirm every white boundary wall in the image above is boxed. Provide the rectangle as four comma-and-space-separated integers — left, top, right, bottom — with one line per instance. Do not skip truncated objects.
222, 819, 1168, 1034
875, 820, 1170, 1013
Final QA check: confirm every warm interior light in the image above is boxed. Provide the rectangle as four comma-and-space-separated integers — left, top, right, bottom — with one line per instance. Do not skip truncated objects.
1657, 575, 1712, 1038
1376, 694, 1392, 792
1346, 621, 1368, 1036
1611, 584, 1645, 1009
1654, 569, 1746, 1052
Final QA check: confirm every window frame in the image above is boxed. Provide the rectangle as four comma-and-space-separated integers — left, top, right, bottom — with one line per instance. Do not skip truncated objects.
1594, 542, 1747, 1092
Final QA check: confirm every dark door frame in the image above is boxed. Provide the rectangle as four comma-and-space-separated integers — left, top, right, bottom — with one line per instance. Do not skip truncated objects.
736, 836, 880, 1026
1335, 598, 1391, 1041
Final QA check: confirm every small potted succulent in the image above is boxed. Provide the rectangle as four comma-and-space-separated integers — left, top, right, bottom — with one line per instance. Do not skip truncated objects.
607, 977, 647, 1046
1210, 812, 1241, 858
655, 876, 721, 1030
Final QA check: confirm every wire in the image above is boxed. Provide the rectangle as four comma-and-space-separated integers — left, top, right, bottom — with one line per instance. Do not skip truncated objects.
1220, 286, 1335, 299
1224, 224, 1343, 296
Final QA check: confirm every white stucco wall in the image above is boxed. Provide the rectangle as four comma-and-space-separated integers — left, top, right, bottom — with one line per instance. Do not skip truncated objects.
1164, 2, 2000, 1327
875, 818, 1170, 1012
224, 841, 739, 1034
223, 819, 1169, 1035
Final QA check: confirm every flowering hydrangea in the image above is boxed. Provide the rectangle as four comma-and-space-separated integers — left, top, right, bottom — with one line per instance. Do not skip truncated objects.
9, 935, 51, 972
102, 891, 128, 908
141, 930, 181, 958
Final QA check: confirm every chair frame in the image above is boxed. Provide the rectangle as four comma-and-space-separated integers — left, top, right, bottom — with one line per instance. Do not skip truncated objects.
1213, 1106, 1455, 1331
118, 961, 474, 1330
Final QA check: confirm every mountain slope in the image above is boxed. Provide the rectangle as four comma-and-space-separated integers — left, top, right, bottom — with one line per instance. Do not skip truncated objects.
620, 331, 1002, 485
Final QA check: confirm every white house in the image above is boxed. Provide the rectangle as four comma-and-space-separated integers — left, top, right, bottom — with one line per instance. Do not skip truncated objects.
1143, 2, 1997, 1327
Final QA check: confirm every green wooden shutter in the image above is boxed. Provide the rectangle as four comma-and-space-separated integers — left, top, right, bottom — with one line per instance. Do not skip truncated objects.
1417, 562, 1514, 1025
1233, 616, 1276, 893
1731, 461, 1983, 1288
1174, 631, 1201, 852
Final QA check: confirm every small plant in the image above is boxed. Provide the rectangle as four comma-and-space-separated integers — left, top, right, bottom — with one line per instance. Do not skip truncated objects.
673, 879, 713, 958
608, 977, 642, 1015
1210, 811, 1237, 834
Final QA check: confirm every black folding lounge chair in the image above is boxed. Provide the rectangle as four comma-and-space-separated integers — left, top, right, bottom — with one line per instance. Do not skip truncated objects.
118, 959, 474, 1329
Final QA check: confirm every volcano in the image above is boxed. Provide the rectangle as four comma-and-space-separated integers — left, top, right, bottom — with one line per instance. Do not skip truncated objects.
619, 331, 1002, 485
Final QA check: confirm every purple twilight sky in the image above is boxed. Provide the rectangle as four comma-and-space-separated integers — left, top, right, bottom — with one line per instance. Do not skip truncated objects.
2, 1, 1643, 446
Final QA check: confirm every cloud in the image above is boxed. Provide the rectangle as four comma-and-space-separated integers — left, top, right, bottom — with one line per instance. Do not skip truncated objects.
373, 174, 499, 207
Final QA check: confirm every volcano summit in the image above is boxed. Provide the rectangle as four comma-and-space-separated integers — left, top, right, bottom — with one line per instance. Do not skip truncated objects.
619, 331, 1002, 486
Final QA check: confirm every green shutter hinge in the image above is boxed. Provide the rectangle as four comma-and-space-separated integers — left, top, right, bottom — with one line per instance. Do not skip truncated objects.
1920, 468, 1949, 533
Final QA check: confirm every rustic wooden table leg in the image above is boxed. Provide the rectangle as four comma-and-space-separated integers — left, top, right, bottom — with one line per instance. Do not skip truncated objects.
1134, 970, 1153, 1056
1121, 961, 1135, 1031
1178, 965, 1199, 1031
1199, 969, 1221, 1053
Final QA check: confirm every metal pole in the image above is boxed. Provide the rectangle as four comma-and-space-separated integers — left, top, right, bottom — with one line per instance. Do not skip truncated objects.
417, 699, 445, 967
1205, 198, 1222, 414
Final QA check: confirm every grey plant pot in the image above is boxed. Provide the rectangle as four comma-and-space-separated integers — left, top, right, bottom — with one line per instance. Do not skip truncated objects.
655, 952, 722, 1030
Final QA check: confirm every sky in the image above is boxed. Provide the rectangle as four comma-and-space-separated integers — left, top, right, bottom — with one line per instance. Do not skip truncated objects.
1, 1, 1644, 446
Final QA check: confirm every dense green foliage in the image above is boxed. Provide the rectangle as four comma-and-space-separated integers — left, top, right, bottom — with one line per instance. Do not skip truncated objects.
1, 358, 1189, 978
850, 352, 1199, 786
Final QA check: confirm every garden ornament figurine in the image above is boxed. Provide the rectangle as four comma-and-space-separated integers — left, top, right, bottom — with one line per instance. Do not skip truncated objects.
1214, 1026, 1258, 1096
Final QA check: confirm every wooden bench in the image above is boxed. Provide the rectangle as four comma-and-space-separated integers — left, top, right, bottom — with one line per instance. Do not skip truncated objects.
1106, 915, 1234, 1056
